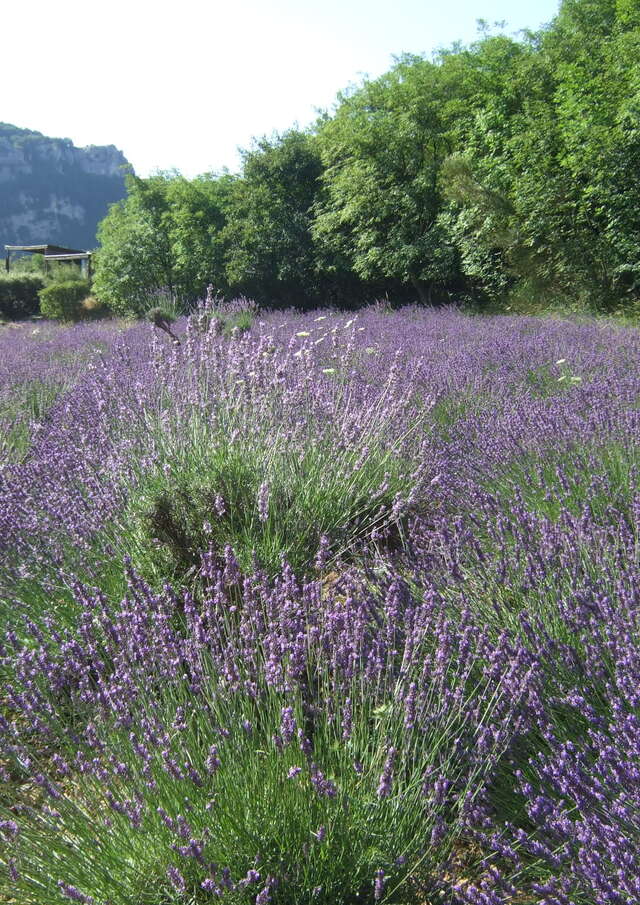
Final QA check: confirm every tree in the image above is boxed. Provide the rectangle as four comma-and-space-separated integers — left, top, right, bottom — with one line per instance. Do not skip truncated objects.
93, 0, 640, 315
94, 172, 234, 316
93, 176, 172, 316
167, 172, 236, 302
437, 33, 579, 303
314, 56, 461, 304
439, 5, 640, 309
223, 130, 326, 307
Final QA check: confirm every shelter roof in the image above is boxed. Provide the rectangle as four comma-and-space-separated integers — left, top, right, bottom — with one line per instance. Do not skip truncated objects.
4, 244, 88, 256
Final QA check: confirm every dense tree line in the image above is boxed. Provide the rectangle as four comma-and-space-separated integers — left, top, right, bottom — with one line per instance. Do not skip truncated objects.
94, 0, 640, 315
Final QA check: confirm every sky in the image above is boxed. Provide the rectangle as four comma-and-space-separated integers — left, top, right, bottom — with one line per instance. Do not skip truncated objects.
2, 0, 560, 178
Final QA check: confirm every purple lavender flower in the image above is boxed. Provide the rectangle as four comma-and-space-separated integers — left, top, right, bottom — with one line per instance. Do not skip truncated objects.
205, 745, 221, 775
310, 765, 337, 799
257, 482, 270, 523
374, 869, 386, 901
0, 820, 19, 838
280, 706, 296, 745
167, 865, 186, 893
255, 877, 274, 904
341, 697, 353, 740
238, 868, 261, 887
56, 883, 95, 904
4, 305, 640, 905
376, 747, 396, 799
314, 534, 331, 571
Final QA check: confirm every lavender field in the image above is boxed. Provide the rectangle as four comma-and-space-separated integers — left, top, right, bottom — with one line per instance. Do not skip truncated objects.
1, 303, 639, 905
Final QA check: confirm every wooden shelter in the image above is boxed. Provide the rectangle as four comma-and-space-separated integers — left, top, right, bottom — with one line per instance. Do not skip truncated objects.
4, 244, 92, 280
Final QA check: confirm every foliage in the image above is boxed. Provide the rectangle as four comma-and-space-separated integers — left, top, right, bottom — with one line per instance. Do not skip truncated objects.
440, 6, 640, 309
0, 319, 120, 465
145, 289, 185, 324
44, 261, 89, 284
38, 279, 91, 321
5, 253, 88, 286
79, 295, 109, 319
223, 131, 329, 308
0, 273, 44, 319
314, 56, 461, 304
0, 378, 64, 460
93, 172, 235, 316
125, 419, 414, 581
5, 252, 47, 275
1, 560, 535, 905
114, 316, 425, 580
89, 0, 640, 314
146, 304, 176, 325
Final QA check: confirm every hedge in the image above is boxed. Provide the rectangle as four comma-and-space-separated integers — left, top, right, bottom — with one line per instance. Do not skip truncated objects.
0, 274, 45, 320
38, 280, 91, 321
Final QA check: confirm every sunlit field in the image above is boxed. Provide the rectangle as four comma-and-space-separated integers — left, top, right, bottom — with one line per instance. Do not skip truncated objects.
1, 302, 639, 905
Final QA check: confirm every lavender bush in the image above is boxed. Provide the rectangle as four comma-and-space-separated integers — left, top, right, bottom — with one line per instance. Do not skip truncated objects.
0, 561, 538, 904
1, 304, 639, 903
0, 321, 125, 462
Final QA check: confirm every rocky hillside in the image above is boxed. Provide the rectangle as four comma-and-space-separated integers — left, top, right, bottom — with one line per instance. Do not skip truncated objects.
0, 123, 132, 253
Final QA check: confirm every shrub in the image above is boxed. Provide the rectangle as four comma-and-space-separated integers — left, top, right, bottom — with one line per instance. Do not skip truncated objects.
38, 280, 91, 321
44, 261, 88, 284
126, 426, 415, 580
114, 317, 428, 580
223, 309, 254, 334
194, 296, 258, 336
7, 252, 46, 275
0, 273, 45, 320
145, 289, 184, 323
0, 379, 65, 462
0, 563, 535, 905
146, 304, 177, 326
79, 295, 109, 319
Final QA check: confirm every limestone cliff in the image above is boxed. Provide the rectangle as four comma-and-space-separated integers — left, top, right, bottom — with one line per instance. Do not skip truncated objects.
0, 123, 132, 252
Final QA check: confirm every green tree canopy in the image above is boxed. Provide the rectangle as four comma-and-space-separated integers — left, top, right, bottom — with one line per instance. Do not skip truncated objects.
314, 56, 461, 304
439, 3, 640, 308
93, 0, 640, 315
223, 130, 326, 307
93, 172, 234, 316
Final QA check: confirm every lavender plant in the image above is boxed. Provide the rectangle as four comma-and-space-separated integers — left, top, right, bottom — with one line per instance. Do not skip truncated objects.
1, 303, 639, 902
0, 560, 537, 905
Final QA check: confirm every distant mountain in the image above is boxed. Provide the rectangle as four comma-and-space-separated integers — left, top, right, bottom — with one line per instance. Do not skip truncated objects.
0, 122, 132, 253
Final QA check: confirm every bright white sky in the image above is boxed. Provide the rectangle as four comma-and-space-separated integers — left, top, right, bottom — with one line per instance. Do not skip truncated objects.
3, 0, 559, 178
